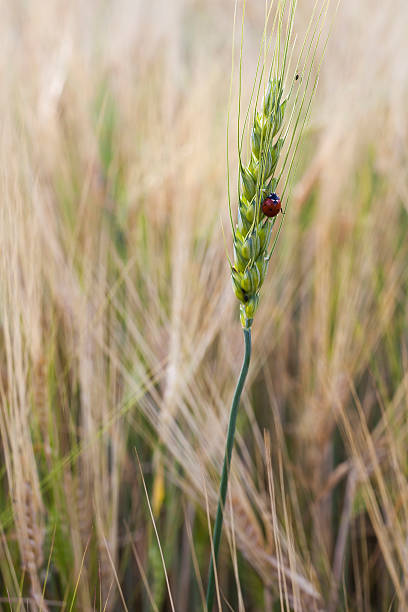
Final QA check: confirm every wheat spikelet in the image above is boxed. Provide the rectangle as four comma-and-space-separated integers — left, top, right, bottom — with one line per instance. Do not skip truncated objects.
16, 480, 49, 612
32, 354, 52, 464
231, 77, 286, 329
21, 482, 43, 573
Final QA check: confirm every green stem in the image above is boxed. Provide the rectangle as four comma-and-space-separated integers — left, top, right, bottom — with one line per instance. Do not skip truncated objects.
206, 328, 252, 611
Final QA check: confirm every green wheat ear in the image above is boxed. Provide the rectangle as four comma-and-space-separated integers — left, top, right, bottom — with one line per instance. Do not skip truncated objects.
232, 77, 286, 328
207, 0, 332, 607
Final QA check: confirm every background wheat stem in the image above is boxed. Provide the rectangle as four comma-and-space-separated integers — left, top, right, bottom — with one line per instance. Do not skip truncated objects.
206, 328, 251, 611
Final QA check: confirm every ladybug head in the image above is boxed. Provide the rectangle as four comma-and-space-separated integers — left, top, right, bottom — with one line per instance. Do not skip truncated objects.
268, 192, 280, 203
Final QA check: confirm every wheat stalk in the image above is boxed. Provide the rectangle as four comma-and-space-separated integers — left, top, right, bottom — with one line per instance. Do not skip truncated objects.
206, 0, 331, 608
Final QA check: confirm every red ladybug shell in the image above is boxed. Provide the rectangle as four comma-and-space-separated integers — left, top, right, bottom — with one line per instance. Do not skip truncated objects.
261, 192, 281, 218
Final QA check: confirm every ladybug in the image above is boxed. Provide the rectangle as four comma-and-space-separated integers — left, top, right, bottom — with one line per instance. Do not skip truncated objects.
261, 192, 282, 218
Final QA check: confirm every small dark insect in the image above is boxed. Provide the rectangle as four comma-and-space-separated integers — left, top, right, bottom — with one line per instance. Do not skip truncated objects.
261, 192, 282, 218
295, 74, 299, 80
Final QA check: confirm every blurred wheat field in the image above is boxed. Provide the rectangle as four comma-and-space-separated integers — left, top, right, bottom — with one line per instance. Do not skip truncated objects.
1, 0, 408, 610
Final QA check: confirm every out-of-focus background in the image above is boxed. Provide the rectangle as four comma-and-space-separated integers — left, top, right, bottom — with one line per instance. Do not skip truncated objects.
1, 1, 408, 610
